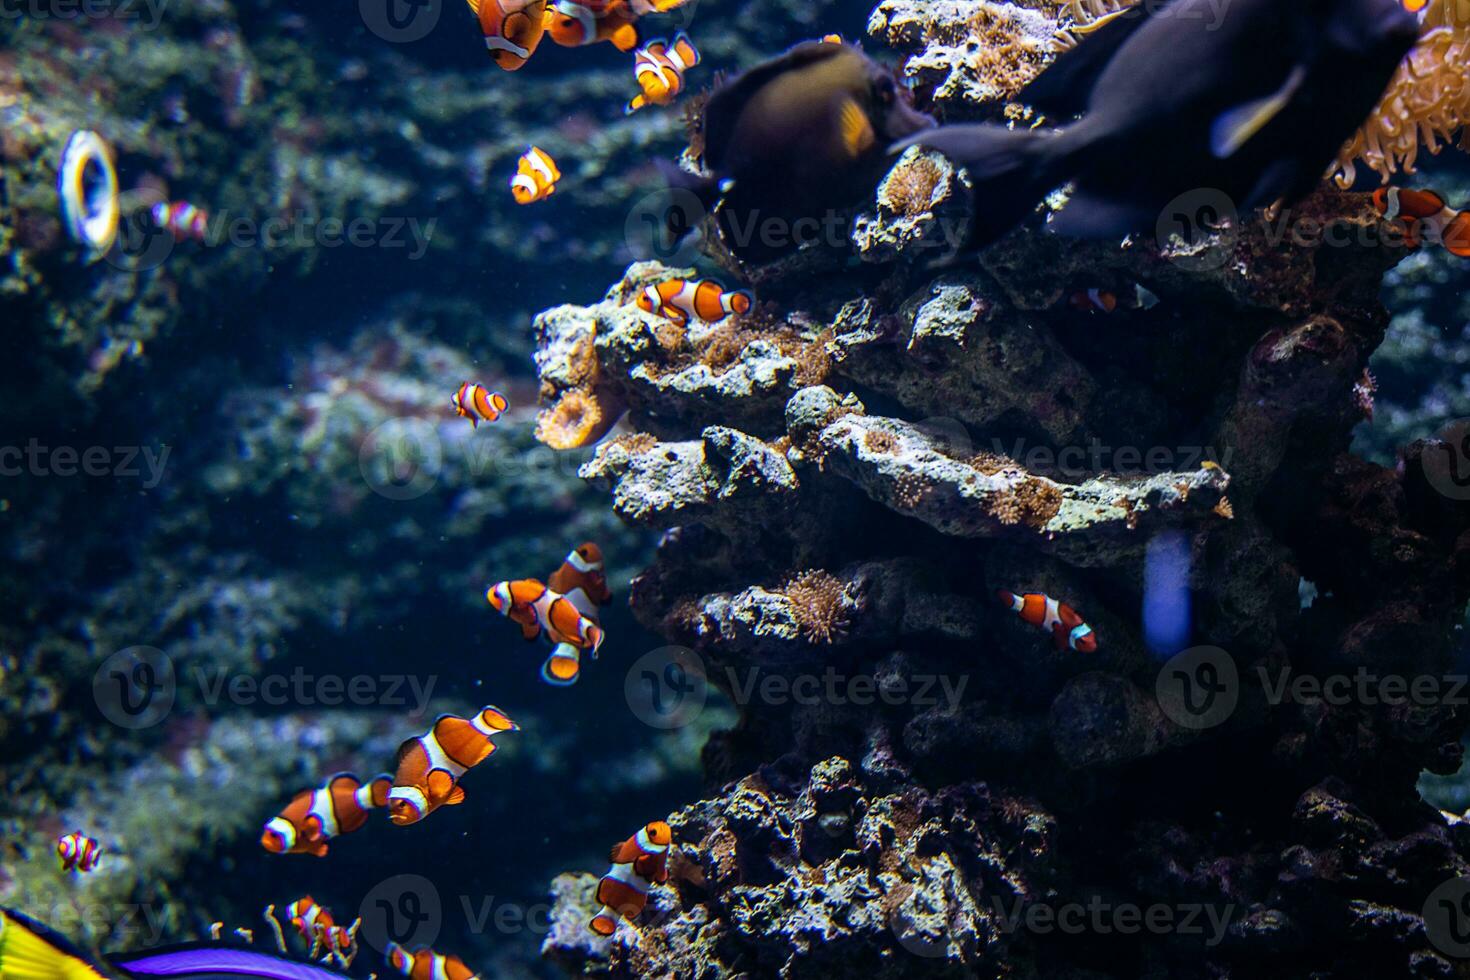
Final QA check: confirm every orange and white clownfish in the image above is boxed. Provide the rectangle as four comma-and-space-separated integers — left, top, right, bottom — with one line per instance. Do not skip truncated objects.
56, 831, 101, 873
626, 34, 700, 114
388, 706, 518, 826
510, 146, 561, 205
1373, 186, 1470, 257
635, 279, 752, 327
284, 896, 350, 951
487, 579, 606, 655
260, 772, 392, 857
384, 942, 478, 980
468, 0, 548, 70
1069, 288, 1117, 313
150, 201, 209, 242
452, 383, 509, 428
545, 0, 688, 50
589, 820, 672, 936
541, 543, 614, 686
996, 590, 1098, 653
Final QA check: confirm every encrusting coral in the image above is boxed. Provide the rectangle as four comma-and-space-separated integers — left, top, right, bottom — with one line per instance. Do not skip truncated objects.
778, 570, 853, 645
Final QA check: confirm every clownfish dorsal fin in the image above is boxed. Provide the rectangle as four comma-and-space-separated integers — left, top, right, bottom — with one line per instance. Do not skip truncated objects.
836, 96, 875, 158
1210, 65, 1306, 159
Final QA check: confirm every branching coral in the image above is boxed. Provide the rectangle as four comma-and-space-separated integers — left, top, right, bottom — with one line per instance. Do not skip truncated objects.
1335, 1, 1470, 185
779, 569, 853, 644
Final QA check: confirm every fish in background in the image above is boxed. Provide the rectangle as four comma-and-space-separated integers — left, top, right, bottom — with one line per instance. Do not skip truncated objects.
1372, 186, 1470, 256
511, 146, 561, 204
284, 897, 356, 956
150, 201, 209, 242
626, 33, 700, 114
664, 40, 933, 262
487, 579, 607, 654
542, 543, 614, 685
589, 820, 672, 936
388, 706, 518, 826
996, 590, 1098, 653
56, 831, 101, 873
452, 382, 510, 427
259, 772, 391, 857
0, 906, 356, 980
636, 278, 751, 326
384, 942, 479, 980
897, 0, 1420, 250
469, 0, 548, 70
544, 0, 690, 51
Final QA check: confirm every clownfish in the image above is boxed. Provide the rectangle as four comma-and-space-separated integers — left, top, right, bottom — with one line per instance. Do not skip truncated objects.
388, 707, 518, 826
468, 0, 548, 70
56, 831, 101, 873
635, 279, 752, 327
626, 34, 700, 114
486, 579, 606, 655
996, 589, 1098, 653
452, 383, 509, 428
260, 772, 392, 857
384, 942, 478, 980
150, 200, 209, 242
541, 543, 614, 685
1372, 186, 1470, 257
544, 0, 690, 50
589, 820, 672, 936
511, 146, 561, 205
285, 897, 355, 954
1069, 288, 1117, 313
820, 33, 844, 43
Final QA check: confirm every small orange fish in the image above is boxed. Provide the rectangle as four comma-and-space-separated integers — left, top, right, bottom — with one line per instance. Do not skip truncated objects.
260, 773, 391, 857
589, 821, 672, 936
285, 896, 355, 954
511, 147, 561, 204
544, 0, 640, 49
1401, 0, 1429, 13
487, 579, 606, 654
452, 382, 509, 427
150, 201, 209, 242
626, 34, 700, 114
997, 590, 1098, 653
541, 543, 613, 685
1373, 186, 1470, 257
469, 0, 548, 70
56, 831, 101, 873
1069, 288, 1117, 313
388, 707, 518, 826
636, 279, 752, 326
385, 943, 478, 980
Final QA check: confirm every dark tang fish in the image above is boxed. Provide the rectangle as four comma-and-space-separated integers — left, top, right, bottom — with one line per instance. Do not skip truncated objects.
671, 41, 933, 261
898, 0, 1420, 248
0, 907, 356, 980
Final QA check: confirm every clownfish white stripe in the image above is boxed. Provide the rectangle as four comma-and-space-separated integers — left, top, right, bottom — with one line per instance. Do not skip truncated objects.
422, 732, 469, 779
309, 790, 340, 839
566, 550, 598, 573
603, 861, 651, 894
266, 816, 296, 848
388, 785, 428, 817
1070, 624, 1094, 650
635, 827, 669, 853
485, 35, 531, 57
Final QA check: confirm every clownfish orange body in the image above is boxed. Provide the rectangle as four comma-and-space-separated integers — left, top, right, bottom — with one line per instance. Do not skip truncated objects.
384, 942, 478, 980
626, 34, 700, 114
541, 543, 613, 685
543, 0, 686, 50
260, 772, 392, 857
286, 896, 355, 953
1069, 288, 1118, 313
1373, 186, 1470, 257
511, 146, 561, 205
56, 831, 101, 873
388, 706, 518, 826
997, 589, 1098, 653
487, 579, 606, 656
453, 382, 509, 427
636, 279, 752, 327
589, 820, 672, 936
469, 0, 548, 70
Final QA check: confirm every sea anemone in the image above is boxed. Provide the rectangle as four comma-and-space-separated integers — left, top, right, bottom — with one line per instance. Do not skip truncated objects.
864, 429, 901, 454
879, 152, 946, 217
1334, 1, 1470, 185
780, 569, 853, 645
534, 388, 613, 450
987, 476, 1063, 527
